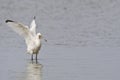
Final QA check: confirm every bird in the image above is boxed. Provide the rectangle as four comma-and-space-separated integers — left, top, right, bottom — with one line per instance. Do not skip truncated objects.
5, 16, 42, 61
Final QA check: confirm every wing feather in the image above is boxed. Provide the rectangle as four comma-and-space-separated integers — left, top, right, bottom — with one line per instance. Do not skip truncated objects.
30, 16, 36, 36
5, 20, 33, 43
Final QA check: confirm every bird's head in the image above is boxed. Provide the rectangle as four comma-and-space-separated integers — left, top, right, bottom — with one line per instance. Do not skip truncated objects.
37, 33, 42, 39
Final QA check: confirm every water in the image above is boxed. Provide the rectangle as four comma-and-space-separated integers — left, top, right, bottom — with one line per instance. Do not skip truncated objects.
0, 0, 120, 80
0, 46, 120, 80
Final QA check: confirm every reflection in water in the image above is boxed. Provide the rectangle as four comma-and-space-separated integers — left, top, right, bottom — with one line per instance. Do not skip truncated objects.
25, 61, 43, 80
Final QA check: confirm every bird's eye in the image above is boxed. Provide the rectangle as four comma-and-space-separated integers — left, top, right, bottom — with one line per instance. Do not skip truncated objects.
38, 35, 42, 39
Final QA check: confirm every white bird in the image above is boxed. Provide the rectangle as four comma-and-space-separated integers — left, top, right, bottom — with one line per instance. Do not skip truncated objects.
5, 16, 42, 60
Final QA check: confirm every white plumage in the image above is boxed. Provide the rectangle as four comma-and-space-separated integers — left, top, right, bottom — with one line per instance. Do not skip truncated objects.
5, 17, 42, 60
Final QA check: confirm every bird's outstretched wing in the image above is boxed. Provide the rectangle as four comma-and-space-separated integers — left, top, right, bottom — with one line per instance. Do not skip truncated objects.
30, 16, 36, 36
5, 20, 33, 41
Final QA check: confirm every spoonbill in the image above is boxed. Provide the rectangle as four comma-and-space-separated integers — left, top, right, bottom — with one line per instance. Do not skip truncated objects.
5, 16, 42, 60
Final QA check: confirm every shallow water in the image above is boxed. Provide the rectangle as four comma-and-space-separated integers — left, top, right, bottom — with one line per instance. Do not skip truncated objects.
0, 0, 120, 80
0, 46, 120, 80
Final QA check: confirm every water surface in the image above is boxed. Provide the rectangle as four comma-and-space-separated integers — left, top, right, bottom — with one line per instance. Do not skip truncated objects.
0, 0, 120, 80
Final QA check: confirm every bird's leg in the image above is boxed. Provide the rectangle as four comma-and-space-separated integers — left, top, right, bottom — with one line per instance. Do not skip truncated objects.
36, 54, 38, 61
31, 54, 33, 60
35, 59, 38, 63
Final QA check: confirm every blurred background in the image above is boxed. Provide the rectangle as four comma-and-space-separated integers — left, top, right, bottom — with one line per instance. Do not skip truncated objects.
0, 0, 120, 80
1, 0, 120, 47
